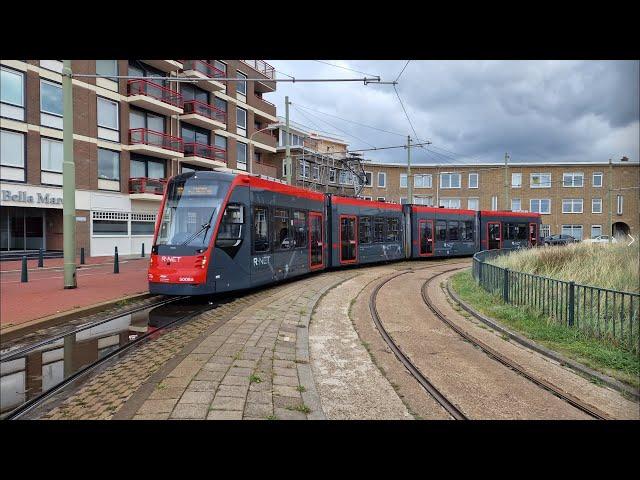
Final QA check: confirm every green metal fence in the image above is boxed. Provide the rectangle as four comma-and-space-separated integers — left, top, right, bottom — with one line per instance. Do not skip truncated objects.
472, 249, 640, 353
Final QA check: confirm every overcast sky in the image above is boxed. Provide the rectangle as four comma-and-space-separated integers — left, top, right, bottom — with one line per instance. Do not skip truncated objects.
264, 60, 639, 165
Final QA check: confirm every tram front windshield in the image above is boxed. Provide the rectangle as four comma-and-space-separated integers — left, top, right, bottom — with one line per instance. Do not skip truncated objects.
156, 175, 227, 249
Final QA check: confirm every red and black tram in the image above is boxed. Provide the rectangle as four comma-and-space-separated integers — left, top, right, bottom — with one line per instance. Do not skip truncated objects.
148, 171, 541, 296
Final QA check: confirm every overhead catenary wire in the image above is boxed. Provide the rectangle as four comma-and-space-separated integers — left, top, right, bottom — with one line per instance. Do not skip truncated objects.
313, 60, 380, 79
395, 60, 411, 83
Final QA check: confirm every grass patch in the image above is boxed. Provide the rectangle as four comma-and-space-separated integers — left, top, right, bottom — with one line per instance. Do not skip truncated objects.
249, 374, 262, 384
296, 385, 306, 393
287, 403, 312, 414
488, 243, 639, 293
451, 270, 639, 389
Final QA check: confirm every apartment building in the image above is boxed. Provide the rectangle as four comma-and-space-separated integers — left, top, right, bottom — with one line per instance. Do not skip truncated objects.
268, 118, 364, 195
0, 59, 279, 256
360, 160, 639, 240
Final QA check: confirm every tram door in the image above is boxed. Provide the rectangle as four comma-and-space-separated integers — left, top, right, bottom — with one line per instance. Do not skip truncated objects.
419, 219, 434, 256
529, 223, 538, 247
309, 212, 323, 270
488, 222, 501, 249
340, 215, 357, 264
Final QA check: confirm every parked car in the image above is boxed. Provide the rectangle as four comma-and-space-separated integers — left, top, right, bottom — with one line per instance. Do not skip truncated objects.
583, 235, 618, 244
543, 234, 577, 246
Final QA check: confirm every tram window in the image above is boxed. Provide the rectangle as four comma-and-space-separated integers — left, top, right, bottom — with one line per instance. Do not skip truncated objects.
386, 218, 400, 242
253, 206, 269, 253
504, 223, 528, 240
436, 221, 447, 241
462, 220, 474, 241
292, 211, 307, 248
273, 208, 292, 250
216, 204, 244, 247
359, 216, 372, 244
373, 217, 385, 243
447, 221, 460, 241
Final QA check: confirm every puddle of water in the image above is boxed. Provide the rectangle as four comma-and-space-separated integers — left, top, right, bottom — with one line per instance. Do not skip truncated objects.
0, 297, 210, 417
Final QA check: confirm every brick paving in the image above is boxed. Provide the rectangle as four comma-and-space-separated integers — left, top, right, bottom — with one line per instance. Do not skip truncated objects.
124, 271, 357, 421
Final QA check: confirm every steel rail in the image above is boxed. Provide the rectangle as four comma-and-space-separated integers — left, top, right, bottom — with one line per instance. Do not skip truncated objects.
369, 264, 470, 420
3, 298, 212, 420
0, 296, 180, 363
421, 270, 612, 420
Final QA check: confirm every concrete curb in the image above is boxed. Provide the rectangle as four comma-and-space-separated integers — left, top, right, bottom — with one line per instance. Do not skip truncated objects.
0, 292, 155, 343
445, 278, 640, 402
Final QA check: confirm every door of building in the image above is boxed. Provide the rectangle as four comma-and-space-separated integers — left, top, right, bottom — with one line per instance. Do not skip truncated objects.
3, 207, 46, 251
488, 221, 501, 250
309, 212, 323, 270
339, 215, 357, 264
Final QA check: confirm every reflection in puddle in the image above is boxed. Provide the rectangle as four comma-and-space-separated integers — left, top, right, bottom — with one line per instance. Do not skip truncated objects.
0, 298, 206, 417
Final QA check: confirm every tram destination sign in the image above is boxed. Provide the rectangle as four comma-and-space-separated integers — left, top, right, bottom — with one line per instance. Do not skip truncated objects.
2, 189, 63, 206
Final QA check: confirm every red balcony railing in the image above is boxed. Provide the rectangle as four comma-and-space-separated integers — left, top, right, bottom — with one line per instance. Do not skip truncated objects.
183, 100, 227, 123
127, 79, 183, 108
182, 60, 226, 79
129, 177, 167, 195
241, 60, 276, 79
129, 128, 184, 153
183, 142, 226, 162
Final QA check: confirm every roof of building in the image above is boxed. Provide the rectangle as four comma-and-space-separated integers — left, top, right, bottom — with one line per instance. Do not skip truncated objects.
364, 159, 639, 168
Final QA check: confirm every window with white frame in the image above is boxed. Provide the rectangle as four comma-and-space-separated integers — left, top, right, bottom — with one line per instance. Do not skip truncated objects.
1, 67, 25, 121
312, 165, 319, 181
98, 148, 120, 182
562, 198, 583, 213
592, 172, 603, 188
563, 172, 584, 187
400, 173, 407, 188
131, 213, 157, 235
282, 161, 289, 178
236, 71, 247, 96
1, 129, 26, 181
96, 60, 118, 81
414, 196, 433, 206
376, 197, 386, 202
214, 134, 227, 155
97, 97, 119, 142
541, 224, 551, 238
592, 198, 602, 213
41, 137, 63, 175
617, 195, 623, 215
236, 142, 247, 170
561, 224, 583, 241
591, 225, 602, 238
299, 160, 310, 179
92, 211, 129, 236
468, 172, 479, 189
378, 171, 386, 188
530, 199, 551, 214
414, 173, 432, 188
40, 79, 63, 129
329, 169, 336, 183
491, 196, 498, 210
467, 198, 479, 210
511, 172, 522, 188
511, 198, 521, 211
440, 172, 461, 189
530, 173, 551, 188
236, 107, 247, 136
364, 171, 372, 186
439, 198, 461, 209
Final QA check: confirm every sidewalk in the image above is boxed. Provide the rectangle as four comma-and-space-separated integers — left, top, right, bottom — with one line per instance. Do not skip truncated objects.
0, 256, 150, 328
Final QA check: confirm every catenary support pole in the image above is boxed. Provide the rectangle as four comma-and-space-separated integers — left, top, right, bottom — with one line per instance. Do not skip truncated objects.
608, 158, 613, 244
284, 96, 291, 185
504, 152, 510, 210
407, 136, 412, 204
62, 60, 77, 289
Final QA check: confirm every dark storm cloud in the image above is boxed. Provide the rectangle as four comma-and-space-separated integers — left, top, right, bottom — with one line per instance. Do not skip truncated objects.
266, 60, 639, 165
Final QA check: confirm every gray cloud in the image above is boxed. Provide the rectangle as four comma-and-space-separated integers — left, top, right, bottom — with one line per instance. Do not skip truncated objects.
265, 60, 639, 165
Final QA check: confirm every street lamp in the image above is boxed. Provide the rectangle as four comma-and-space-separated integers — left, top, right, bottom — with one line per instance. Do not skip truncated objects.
249, 125, 277, 174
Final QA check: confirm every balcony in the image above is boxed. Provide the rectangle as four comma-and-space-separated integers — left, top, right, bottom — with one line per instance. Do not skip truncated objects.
252, 129, 277, 150
182, 142, 227, 168
127, 79, 183, 116
142, 60, 183, 73
249, 94, 277, 118
241, 60, 276, 93
128, 128, 184, 159
129, 177, 167, 200
181, 100, 227, 130
181, 60, 226, 92
252, 162, 278, 179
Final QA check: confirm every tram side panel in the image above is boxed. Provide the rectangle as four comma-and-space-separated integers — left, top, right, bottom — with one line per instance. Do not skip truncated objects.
479, 211, 542, 251
410, 206, 476, 258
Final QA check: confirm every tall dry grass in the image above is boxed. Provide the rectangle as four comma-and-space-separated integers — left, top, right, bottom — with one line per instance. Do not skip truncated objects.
489, 243, 640, 293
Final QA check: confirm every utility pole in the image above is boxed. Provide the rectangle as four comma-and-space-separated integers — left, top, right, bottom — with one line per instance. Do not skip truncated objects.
62, 60, 77, 289
504, 152, 510, 211
407, 136, 412, 204
284, 96, 292, 185
608, 158, 613, 244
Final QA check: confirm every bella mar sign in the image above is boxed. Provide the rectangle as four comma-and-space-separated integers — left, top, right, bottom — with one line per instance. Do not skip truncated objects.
1, 189, 63, 206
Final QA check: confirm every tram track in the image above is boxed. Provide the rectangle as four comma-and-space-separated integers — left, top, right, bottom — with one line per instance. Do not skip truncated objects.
420, 269, 612, 420
2, 296, 214, 420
